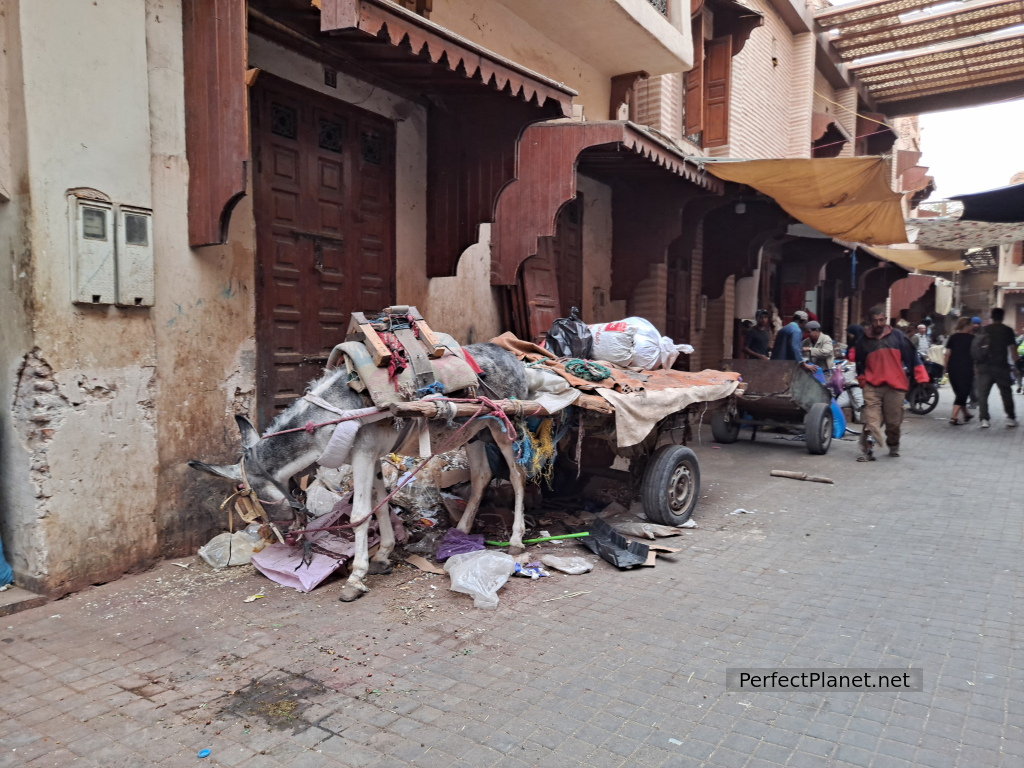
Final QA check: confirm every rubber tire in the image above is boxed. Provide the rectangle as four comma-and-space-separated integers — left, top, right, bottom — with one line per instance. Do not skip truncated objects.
908, 383, 939, 415
804, 402, 833, 455
711, 410, 740, 444
641, 445, 701, 526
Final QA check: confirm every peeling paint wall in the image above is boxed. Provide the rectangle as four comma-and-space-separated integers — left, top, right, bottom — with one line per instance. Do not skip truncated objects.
0, 0, 36, 580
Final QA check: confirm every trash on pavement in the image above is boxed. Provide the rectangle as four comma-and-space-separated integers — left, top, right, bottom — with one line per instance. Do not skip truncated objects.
730, 508, 755, 515
611, 521, 686, 539
540, 555, 593, 575
405, 555, 447, 575
444, 550, 516, 609
243, 591, 264, 603
770, 469, 834, 484
574, 518, 649, 569
197, 530, 259, 569
435, 528, 485, 561
512, 562, 549, 579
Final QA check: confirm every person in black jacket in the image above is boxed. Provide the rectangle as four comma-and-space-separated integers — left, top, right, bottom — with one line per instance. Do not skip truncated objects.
975, 307, 1019, 428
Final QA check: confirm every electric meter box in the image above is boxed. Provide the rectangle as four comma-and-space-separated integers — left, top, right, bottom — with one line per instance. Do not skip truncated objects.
116, 207, 154, 307
69, 197, 116, 305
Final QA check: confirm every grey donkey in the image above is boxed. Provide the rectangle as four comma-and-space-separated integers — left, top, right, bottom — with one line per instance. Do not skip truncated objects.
189, 343, 529, 602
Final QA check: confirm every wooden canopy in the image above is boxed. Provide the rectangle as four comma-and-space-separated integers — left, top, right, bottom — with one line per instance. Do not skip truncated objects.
816, 0, 1024, 114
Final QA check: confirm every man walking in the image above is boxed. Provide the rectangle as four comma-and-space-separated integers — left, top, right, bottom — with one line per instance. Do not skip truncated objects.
771, 311, 813, 372
975, 307, 1019, 428
854, 306, 930, 461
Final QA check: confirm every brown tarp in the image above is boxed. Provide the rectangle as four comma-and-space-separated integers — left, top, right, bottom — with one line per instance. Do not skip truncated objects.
866, 246, 968, 273
705, 157, 908, 245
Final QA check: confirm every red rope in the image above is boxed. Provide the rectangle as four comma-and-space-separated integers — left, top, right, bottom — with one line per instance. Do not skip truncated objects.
260, 410, 380, 440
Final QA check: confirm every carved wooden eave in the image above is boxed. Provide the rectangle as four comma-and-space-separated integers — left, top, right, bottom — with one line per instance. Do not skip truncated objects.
491, 120, 722, 286
319, 0, 575, 117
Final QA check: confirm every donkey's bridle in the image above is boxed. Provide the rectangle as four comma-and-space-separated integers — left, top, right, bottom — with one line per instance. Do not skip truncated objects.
239, 448, 308, 528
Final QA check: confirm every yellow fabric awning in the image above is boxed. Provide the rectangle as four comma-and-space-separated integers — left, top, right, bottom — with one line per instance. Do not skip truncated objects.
866, 246, 968, 273
705, 157, 907, 245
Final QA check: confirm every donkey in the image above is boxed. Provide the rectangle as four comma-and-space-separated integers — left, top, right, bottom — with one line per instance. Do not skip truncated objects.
188, 343, 529, 602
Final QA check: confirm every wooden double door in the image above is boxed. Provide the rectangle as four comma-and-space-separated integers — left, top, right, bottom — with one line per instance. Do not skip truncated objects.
252, 76, 396, 427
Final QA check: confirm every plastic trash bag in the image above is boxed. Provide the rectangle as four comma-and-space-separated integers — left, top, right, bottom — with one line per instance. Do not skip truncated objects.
589, 321, 636, 365
546, 307, 593, 359
198, 529, 260, 569
830, 400, 847, 439
444, 550, 516, 609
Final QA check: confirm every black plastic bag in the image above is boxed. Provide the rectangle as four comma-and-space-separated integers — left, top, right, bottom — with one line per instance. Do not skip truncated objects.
546, 307, 593, 359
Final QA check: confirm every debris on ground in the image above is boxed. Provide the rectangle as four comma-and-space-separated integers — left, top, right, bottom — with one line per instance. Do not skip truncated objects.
770, 469, 834, 484
540, 555, 594, 575
444, 550, 516, 609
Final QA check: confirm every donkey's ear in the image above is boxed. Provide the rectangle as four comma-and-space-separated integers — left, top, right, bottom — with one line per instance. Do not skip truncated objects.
187, 460, 242, 482
235, 414, 260, 449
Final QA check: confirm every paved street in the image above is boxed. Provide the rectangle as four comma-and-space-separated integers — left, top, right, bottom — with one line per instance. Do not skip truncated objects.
2, 390, 1023, 768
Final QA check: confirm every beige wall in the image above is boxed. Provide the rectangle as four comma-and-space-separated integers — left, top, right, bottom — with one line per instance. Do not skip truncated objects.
717, 0, 814, 159
0, 0, 38, 582
6, 0, 160, 594
430, 0, 614, 120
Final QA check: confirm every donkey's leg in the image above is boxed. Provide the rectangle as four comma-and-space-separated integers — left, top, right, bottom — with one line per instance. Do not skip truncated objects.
339, 434, 381, 602
488, 422, 527, 555
368, 472, 394, 575
457, 439, 492, 534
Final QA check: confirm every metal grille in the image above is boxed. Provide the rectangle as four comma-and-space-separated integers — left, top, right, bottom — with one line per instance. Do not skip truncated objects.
361, 130, 383, 165
646, 0, 668, 13
318, 118, 344, 153
271, 103, 298, 140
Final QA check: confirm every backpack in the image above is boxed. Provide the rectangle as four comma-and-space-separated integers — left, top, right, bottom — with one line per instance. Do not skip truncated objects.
971, 330, 992, 364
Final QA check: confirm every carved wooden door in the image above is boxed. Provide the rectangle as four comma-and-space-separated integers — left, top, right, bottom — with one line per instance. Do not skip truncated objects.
253, 76, 395, 427
519, 196, 584, 344
667, 238, 692, 369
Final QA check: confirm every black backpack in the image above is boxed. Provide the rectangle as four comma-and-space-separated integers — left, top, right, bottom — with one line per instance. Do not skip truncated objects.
971, 330, 992, 365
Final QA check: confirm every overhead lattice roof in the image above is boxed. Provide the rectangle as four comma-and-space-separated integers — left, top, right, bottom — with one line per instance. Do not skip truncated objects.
816, 0, 1024, 113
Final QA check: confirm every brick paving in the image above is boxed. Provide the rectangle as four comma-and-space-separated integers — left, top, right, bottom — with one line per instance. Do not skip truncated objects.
2, 391, 1023, 768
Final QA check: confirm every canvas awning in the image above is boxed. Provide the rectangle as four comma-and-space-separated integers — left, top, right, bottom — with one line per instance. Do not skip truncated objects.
950, 182, 1024, 223
704, 157, 907, 245
866, 246, 968, 273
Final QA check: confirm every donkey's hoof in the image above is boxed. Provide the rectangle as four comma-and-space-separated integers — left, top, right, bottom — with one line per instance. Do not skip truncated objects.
338, 584, 367, 602
508, 545, 526, 557
367, 560, 392, 576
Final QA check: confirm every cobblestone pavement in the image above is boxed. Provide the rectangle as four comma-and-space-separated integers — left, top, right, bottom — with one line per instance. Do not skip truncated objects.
2, 390, 1023, 768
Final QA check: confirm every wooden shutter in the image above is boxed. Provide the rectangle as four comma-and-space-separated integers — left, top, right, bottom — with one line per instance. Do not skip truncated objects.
703, 35, 733, 148
683, 16, 705, 136
1013, 242, 1023, 266
182, 0, 248, 247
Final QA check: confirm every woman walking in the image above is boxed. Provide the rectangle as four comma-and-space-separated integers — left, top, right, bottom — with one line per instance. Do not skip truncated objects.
944, 316, 976, 425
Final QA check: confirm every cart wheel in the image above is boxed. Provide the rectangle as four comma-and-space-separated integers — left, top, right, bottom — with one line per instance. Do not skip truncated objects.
908, 383, 939, 415
711, 411, 740, 444
641, 445, 700, 526
805, 402, 833, 455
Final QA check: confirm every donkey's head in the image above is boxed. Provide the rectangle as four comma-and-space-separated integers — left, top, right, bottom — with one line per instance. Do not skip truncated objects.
187, 414, 305, 526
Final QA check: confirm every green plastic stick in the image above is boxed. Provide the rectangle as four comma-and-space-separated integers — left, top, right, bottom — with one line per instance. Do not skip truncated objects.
484, 532, 590, 547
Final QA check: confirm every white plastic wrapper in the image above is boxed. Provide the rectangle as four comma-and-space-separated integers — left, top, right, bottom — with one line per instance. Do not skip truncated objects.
198, 528, 262, 569
444, 550, 516, 609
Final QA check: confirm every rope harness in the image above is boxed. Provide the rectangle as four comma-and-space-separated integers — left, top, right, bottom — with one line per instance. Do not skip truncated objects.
222, 395, 522, 556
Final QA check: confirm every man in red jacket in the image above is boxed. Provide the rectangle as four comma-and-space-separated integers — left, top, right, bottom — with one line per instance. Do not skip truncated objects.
853, 306, 930, 461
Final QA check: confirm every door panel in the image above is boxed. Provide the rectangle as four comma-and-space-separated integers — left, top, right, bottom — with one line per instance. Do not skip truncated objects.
519, 196, 585, 344
253, 76, 396, 427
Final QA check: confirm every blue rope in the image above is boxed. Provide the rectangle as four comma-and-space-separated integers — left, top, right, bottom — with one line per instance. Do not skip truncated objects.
414, 381, 445, 398
563, 358, 611, 382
